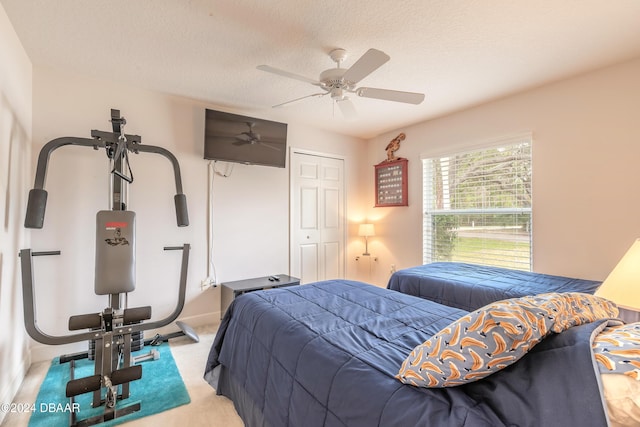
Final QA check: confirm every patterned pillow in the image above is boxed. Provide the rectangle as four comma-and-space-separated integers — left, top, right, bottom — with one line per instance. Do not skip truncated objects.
397, 292, 618, 388
593, 322, 640, 380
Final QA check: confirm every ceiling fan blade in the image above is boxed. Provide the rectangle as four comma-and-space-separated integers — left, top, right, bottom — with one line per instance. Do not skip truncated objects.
356, 87, 425, 104
273, 92, 327, 108
342, 49, 390, 84
257, 65, 321, 86
336, 98, 357, 120
259, 142, 282, 151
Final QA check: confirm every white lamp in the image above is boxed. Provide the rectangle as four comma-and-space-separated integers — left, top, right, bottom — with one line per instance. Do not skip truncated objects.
596, 238, 640, 314
358, 223, 375, 256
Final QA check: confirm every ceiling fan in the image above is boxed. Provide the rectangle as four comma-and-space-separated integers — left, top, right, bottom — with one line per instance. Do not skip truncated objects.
232, 121, 281, 151
257, 48, 425, 119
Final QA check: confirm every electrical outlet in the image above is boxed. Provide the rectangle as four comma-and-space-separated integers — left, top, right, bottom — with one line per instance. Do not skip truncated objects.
390, 264, 396, 274
200, 278, 216, 291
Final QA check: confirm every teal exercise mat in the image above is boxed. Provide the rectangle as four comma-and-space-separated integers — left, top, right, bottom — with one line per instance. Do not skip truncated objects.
29, 342, 190, 427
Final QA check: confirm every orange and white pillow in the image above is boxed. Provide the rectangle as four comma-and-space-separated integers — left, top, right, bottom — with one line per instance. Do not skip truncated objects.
397, 292, 619, 388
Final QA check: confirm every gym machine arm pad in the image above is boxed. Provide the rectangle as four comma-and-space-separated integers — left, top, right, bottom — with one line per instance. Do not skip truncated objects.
25, 137, 105, 228
134, 143, 189, 227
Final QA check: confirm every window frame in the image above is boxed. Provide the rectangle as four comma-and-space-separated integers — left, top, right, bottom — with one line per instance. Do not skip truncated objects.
421, 133, 533, 270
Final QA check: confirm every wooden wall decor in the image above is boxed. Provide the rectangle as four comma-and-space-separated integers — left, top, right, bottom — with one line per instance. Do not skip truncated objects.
375, 158, 408, 207
375, 133, 408, 207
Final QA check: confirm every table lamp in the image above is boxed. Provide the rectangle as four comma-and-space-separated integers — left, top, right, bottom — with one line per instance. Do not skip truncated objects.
596, 238, 640, 320
358, 223, 375, 256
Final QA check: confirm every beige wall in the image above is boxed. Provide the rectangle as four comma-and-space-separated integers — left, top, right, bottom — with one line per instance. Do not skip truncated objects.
29, 66, 367, 361
364, 58, 640, 286
0, 4, 32, 423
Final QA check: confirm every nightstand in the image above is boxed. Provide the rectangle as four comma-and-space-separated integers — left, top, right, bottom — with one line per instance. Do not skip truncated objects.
220, 274, 300, 318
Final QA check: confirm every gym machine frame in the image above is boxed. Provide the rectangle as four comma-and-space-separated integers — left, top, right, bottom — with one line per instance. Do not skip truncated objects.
20, 109, 191, 427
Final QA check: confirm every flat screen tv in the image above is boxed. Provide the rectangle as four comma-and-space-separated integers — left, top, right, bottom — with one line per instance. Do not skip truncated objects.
204, 109, 288, 168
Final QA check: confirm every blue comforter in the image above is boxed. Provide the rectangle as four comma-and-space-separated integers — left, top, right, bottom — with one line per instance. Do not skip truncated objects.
204, 279, 609, 427
387, 262, 601, 311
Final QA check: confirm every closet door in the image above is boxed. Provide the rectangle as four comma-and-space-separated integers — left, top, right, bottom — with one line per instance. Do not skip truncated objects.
290, 152, 345, 284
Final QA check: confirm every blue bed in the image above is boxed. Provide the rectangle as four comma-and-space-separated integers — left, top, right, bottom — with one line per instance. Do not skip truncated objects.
204, 279, 612, 427
387, 262, 601, 311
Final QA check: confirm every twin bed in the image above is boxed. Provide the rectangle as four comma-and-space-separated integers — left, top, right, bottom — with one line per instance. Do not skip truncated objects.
204, 263, 637, 427
386, 262, 602, 311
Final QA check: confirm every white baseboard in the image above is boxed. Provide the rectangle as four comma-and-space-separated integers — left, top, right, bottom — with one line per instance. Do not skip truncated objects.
0, 354, 31, 425
29, 311, 221, 363
178, 311, 221, 328
30, 341, 87, 364
143, 311, 220, 337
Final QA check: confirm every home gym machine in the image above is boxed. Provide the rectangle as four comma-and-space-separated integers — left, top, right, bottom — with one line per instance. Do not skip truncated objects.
20, 109, 191, 427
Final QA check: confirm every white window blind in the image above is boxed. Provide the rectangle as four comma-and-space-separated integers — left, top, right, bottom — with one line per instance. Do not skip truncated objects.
422, 138, 532, 270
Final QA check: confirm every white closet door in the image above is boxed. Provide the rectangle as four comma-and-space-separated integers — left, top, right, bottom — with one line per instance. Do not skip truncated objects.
290, 152, 345, 284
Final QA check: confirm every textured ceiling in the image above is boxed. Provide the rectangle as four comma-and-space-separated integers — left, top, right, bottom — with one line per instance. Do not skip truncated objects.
3, 0, 640, 139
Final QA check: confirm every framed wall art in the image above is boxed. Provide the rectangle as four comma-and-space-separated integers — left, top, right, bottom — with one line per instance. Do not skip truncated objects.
375, 158, 408, 207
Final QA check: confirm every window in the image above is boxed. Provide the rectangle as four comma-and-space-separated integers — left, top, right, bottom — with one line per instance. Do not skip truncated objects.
422, 136, 532, 270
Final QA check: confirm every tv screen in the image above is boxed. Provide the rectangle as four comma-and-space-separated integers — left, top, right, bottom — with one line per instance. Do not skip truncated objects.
204, 109, 288, 168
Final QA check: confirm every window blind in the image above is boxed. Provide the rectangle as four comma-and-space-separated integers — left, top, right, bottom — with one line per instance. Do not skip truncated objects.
422, 139, 532, 270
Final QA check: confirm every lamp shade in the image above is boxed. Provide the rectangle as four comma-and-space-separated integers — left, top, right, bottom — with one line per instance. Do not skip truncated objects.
595, 239, 640, 311
358, 223, 375, 237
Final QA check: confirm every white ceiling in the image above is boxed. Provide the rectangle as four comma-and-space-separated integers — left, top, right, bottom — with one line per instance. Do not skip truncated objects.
3, 0, 640, 139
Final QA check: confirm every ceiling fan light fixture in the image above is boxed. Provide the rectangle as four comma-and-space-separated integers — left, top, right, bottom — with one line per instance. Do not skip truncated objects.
331, 87, 346, 101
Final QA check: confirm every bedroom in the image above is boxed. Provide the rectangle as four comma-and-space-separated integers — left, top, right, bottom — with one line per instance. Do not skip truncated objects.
2, 1, 640, 426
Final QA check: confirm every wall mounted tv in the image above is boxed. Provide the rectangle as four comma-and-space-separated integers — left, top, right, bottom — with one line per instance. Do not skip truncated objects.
204, 109, 288, 168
